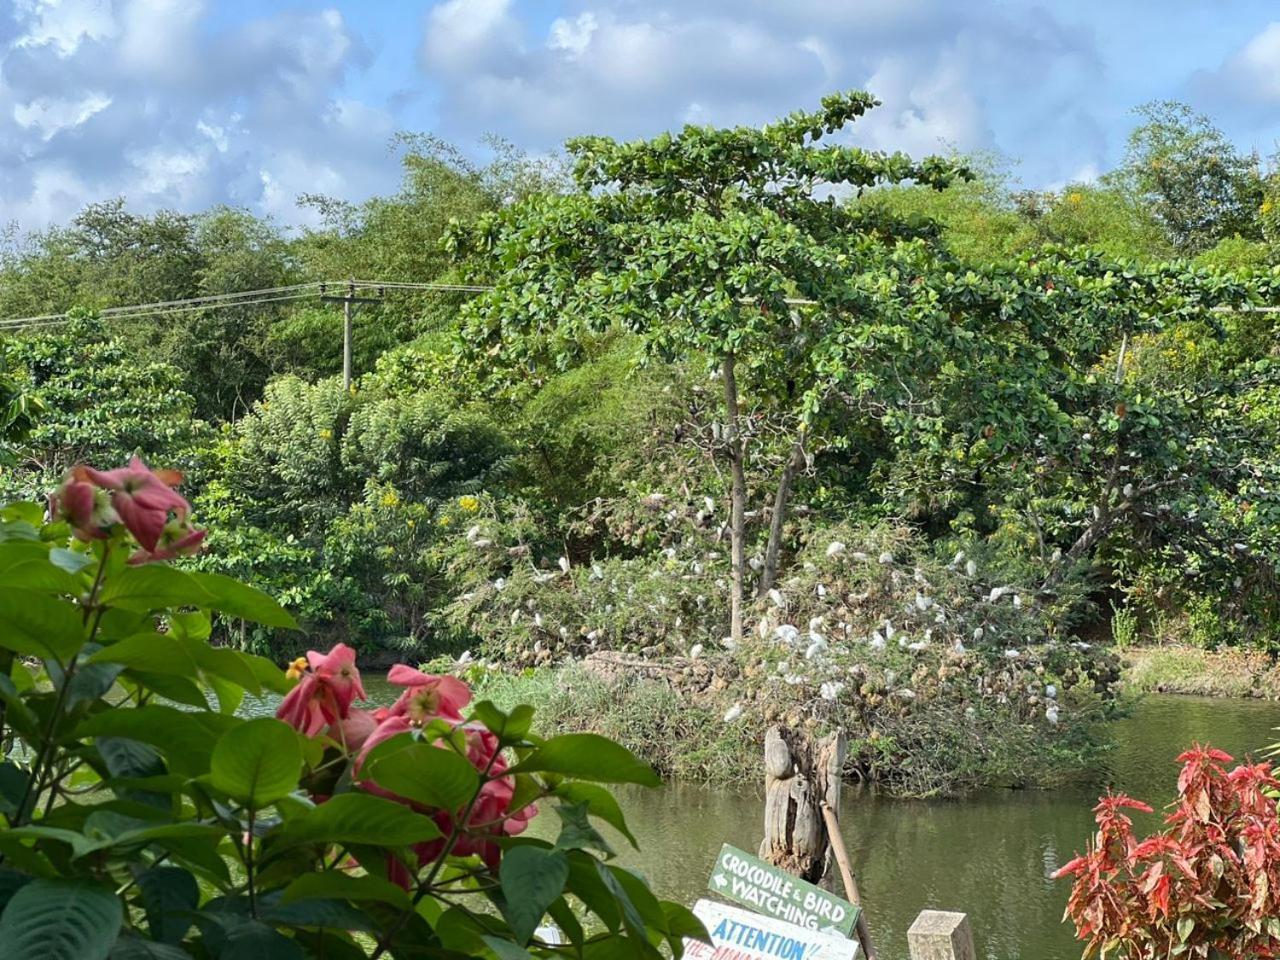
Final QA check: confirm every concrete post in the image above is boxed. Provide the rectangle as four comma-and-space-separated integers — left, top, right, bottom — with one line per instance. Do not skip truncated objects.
907, 911, 975, 960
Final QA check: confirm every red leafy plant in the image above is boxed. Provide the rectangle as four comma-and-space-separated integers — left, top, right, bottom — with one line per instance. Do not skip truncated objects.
1055, 744, 1280, 958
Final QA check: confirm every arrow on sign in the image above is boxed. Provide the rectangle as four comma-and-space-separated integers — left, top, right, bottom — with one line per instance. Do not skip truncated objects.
712, 873, 728, 890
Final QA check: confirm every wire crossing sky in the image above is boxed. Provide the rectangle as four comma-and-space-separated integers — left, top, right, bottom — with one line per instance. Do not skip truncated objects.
2, 0, 1279, 231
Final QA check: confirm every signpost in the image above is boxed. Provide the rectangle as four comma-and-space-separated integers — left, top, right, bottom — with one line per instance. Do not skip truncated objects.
685, 899, 860, 960
708, 844, 859, 937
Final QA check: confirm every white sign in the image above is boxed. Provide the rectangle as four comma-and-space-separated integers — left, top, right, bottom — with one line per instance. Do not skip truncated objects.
685, 899, 860, 960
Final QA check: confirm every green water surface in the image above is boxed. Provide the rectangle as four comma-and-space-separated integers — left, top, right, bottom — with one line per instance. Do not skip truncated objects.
248, 685, 1278, 960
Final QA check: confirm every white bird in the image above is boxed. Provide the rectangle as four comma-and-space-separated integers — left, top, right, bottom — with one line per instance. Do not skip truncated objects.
973, 626, 985, 642
768, 588, 786, 609
465, 525, 482, 541
878, 551, 895, 564
705, 496, 716, 513
493, 578, 506, 592
723, 704, 743, 723
951, 550, 966, 567
884, 622, 897, 640
816, 583, 827, 598
988, 586, 1008, 603
869, 635, 886, 651
1122, 483, 1134, 498
690, 644, 704, 659
774, 624, 800, 645
591, 563, 604, 580
820, 681, 844, 701
907, 641, 930, 652
748, 556, 764, 571
1045, 684, 1057, 700
456, 650, 473, 665
1004, 648, 1021, 659
1045, 705, 1060, 725
915, 593, 933, 612
1012, 594, 1023, 609
722, 635, 736, 650
558, 556, 571, 573
473, 538, 492, 548
965, 559, 978, 578
826, 541, 847, 558
952, 640, 967, 654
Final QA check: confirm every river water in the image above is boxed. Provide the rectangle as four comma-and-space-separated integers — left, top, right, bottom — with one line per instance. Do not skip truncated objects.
250, 685, 1279, 960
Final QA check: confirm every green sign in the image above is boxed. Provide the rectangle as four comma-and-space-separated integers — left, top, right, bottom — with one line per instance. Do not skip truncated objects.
708, 844, 858, 937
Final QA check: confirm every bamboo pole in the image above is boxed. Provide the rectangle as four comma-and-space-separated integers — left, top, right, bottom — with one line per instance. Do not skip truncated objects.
821, 802, 877, 960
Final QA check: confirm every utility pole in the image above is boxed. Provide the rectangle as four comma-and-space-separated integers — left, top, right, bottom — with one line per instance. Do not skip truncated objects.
320, 280, 383, 390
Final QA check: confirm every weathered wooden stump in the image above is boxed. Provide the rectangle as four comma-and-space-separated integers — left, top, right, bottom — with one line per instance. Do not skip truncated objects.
759, 726, 845, 883
907, 911, 976, 960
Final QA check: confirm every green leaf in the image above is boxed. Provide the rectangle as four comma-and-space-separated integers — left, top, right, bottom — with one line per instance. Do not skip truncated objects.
0, 588, 85, 662
555, 782, 637, 847
499, 846, 569, 945
185, 572, 297, 629
513, 734, 660, 786
471, 700, 535, 743
76, 706, 237, 777
268, 792, 441, 851
259, 896, 375, 932
213, 920, 304, 960
0, 879, 123, 960
0, 762, 28, 817
108, 936, 191, 960
554, 802, 614, 856
281, 872, 412, 911
364, 735, 480, 810
137, 867, 197, 945
483, 935, 534, 960
99, 566, 211, 612
210, 717, 302, 807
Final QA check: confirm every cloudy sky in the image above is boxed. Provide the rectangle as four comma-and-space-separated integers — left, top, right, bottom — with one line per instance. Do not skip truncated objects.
3, 0, 1280, 231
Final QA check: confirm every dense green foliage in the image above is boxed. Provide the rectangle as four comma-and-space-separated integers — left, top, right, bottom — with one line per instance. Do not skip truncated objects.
0, 485, 703, 959
2, 94, 1280, 794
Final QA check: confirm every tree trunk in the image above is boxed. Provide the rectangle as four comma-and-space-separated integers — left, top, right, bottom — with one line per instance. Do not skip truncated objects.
757, 438, 805, 598
722, 353, 747, 646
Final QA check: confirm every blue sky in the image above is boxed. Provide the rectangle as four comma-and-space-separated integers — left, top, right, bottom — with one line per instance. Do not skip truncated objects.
2, 0, 1279, 231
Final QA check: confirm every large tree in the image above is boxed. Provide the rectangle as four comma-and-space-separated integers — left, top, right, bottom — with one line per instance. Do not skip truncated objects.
448, 92, 977, 642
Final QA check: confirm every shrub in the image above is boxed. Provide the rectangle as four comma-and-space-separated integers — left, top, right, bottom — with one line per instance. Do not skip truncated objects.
0, 461, 703, 959
1056, 745, 1280, 958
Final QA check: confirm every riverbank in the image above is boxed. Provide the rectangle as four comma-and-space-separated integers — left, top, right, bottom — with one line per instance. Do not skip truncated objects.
1122, 645, 1280, 699
467, 639, 1121, 799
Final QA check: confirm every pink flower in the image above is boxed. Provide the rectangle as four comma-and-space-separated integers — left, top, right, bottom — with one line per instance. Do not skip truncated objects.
78, 457, 190, 551
275, 644, 368, 738
331, 708, 379, 752
276, 673, 329, 737
308, 643, 367, 717
127, 516, 206, 564
386, 665, 471, 723
48, 475, 117, 540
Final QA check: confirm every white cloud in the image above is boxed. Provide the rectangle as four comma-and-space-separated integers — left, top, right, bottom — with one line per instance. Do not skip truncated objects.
0, 2, 398, 230
418, 0, 1100, 181
1193, 21, 1280, 105
12, 0, 118, 56
13, 92, 112, 140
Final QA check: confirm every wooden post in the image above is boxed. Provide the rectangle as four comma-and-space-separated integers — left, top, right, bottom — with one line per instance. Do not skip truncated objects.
342, 294, 353, 391
907, 911, 976, 960
821, 803, 876, 960
760, 726, 844, 882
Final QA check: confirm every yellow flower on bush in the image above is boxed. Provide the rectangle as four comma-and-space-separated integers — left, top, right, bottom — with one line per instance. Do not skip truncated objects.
285, 656, 308, 680
1263, 199, 1275, 216
1066, 191, 1083, 205
458, 495, 480, 513
319, 429, 332, 440
381, 490, 400, 508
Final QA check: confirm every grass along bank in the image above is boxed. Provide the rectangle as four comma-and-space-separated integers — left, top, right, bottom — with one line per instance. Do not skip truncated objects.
1122, 645, 1280, 699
